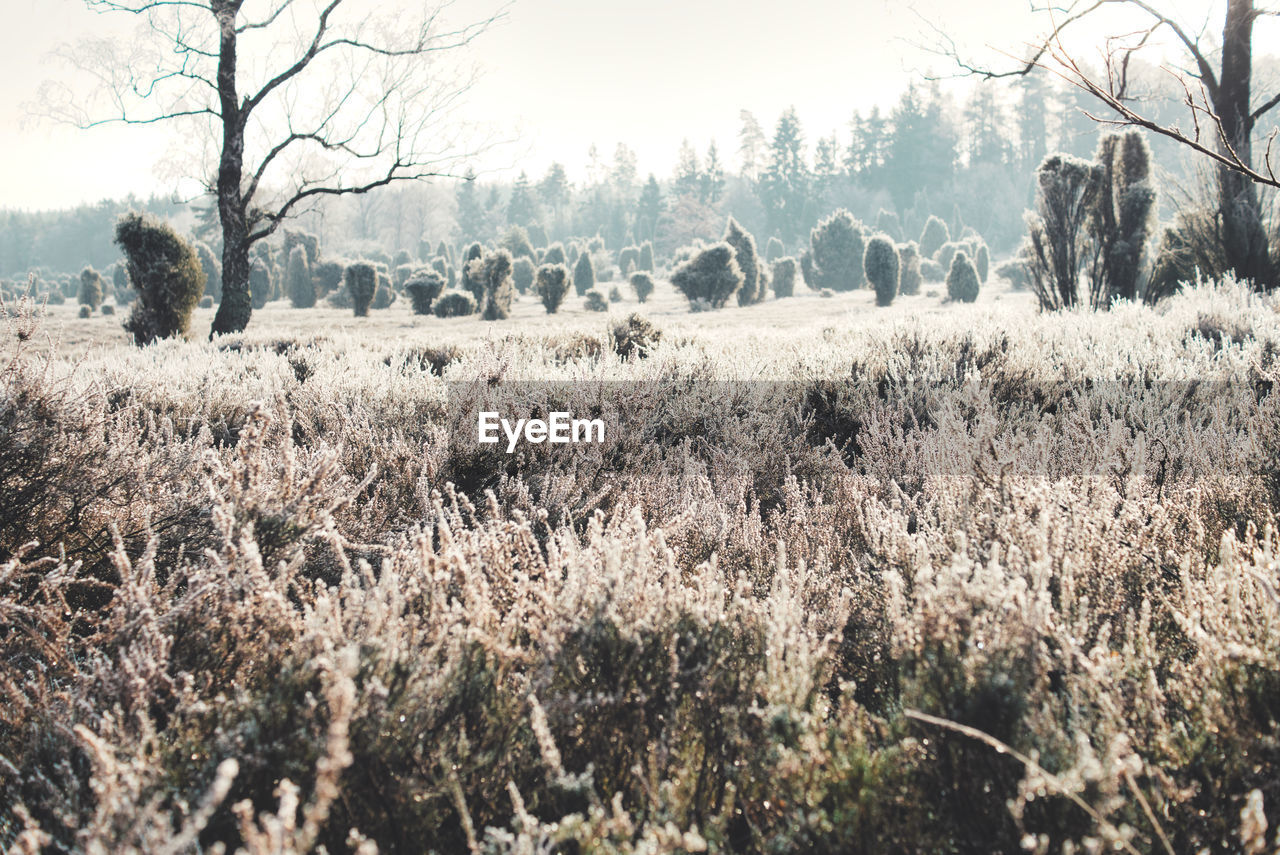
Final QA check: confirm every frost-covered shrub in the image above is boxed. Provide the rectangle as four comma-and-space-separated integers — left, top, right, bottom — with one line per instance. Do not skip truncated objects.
765, 236, 785, 261
500, 226, 536, 261
474, 249, 514, 321
406, 271, 445, 315
100, 303, 114, 316
393, 263, 416, 289
345, 262, 377, 316
574, 253, 596, 296
671, 242, 743, 310
935, 241, 961, 271
1025, 153, 1100, 310
313, 260, 345, 298
920, 257, 944, 282
771, 256, 797, 298
460, 242, 484, 300
610, 312, 662, 359
78, 266, 103, 310
897, 242, 922, 296
115, 212, 206, 345
282, 229, 320, 265
1089, 130, 1155, 304
725, 217, 766, 306
543, 243, 566, 266
608, 285, 623, 303
864, 236, 900, 307
630, 272, 654, 304
618, 246, 639, 275
975, 243, 990, 284
512, 256, 535, 295
249, 260, 272, 310
536, 263, 571, 314
583, 289, 609, 312
946, 250, 980, 303
372, 271, 396, 309
919, 214, 951, 259
876, 208, 903, 241
638, 240, 655, 272
995, 256, 1030, 291
802, 209, 865, 291
286, 245, 316, 309
198, 295, 213, 309
77, 304, 91, 319
194, 241, 222, 302
433, 290, 476, 317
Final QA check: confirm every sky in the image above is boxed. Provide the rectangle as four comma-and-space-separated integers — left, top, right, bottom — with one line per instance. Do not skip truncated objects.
0, 0, 1238, 210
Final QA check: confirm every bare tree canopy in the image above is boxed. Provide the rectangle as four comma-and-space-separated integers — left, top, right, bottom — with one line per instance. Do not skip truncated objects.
928, 0, 1280, 290
41, 0, 507, 335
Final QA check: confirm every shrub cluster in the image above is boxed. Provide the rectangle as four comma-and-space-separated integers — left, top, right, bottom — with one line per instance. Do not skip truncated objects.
115, 212, 206, 345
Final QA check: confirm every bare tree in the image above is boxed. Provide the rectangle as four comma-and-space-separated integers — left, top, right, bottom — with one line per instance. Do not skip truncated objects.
931, 0, 1279, 290
42, 0, 505, 335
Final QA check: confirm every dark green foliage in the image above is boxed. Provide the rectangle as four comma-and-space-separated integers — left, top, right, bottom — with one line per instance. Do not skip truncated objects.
286, 245, 316, 309
771, 256, 797, 297
583, 289, 609, 312
345, 262, 377, 317
975, 244, 990, 284
947, 250, 981, 303
405, 271, 445, 315
114, 212, 206, 346
249, 260, 272, 310
78, 304, 91, 319
574, 252, 595, 296
436, 240, 452, 265
935, 241, 961, 271
100, 303, 114, 316
919, 215, 951, 259
476, 249, 514, 321
543, 243, 567, 266
671, 242, 743, 310
393, 249, 413, 268
194, 241, 222, 302
1089, 130, 1155, 304
78, 266, 103, 310
638, 241, 654, 271
629, 272, 655, 303
112, 264, 131, 302
802, 210, 866, 292
765, 236, 785, 261
394, 264, 416, 289
512, 257, 535, 294
725, 217, 766, 306
610, 313, 662, 358
876, 209, 903, 241
897, 242, 922, 295
313, 260, 345, 298
535, 263, 571, 314
920, 258, 944, 282
500, 226, 536, 261
864, 236, 900, 307
433, 291, 477, 318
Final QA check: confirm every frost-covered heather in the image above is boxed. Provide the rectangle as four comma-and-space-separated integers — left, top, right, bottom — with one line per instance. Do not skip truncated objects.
1, 281, 1279, 854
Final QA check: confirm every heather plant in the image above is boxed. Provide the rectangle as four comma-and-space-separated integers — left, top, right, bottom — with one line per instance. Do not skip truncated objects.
286, 245, 316, 309
573, 252, 596, 296
947, 249, 981, 302
512, 256, 535, 295
115, 212, 206, 345
3, 280, 1279, 855
771, 256, 797, 297
864, 235, 900, 306
725, 216, 766, 306
536, 263, 571, 314
919, 214, 951, 258
610, 312, 662, 359
433, 290, 476, 317
671, 242, 743, 309
78, 266, 104, 310
345, 262, 377, 316
629, 271, 655, 303
802, 209, 866, 291
405, 270, 445, 315
897, 242, 922, 295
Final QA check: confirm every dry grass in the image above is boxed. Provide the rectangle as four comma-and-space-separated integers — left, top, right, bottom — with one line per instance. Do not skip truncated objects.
1, 278, 1278, 854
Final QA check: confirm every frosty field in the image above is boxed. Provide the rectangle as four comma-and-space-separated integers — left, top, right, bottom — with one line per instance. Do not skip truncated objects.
3, 278, 1278, 854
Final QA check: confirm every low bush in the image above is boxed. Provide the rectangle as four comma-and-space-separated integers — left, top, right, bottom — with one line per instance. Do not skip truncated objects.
671, 242, 743, 310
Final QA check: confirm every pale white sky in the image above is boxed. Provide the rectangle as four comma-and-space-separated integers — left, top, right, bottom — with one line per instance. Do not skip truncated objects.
0, 0, 1244, 210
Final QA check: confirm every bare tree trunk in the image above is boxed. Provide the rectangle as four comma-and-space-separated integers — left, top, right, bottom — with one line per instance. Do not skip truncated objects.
1218, 0, 1275, 290
211, 1, 253, 337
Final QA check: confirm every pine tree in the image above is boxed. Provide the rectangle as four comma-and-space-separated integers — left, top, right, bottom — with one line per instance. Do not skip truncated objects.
759, 107, 811, 243
507, 171, 540, 227
455, 170, 487, 244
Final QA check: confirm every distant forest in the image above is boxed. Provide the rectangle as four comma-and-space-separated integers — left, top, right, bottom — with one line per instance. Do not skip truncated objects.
5, 62, 1277, 278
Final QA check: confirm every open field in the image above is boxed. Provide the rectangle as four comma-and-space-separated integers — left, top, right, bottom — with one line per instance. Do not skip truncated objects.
3, 279, 1279, 853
